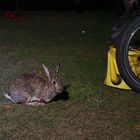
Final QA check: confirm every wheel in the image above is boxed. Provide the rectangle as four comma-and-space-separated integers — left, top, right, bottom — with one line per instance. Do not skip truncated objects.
116, 15, 140, 91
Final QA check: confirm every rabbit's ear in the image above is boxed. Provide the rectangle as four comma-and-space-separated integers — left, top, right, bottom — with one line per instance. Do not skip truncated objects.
56, 64, 60, 73
43, 64, 51, 80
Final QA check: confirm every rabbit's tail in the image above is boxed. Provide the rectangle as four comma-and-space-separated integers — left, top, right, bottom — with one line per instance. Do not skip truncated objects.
4, 92, 15, 103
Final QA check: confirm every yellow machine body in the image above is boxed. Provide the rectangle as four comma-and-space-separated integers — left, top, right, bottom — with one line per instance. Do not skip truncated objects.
104, 46, 140, 90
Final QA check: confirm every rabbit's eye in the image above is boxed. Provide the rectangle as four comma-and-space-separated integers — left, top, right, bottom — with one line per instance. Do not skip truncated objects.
52, 80, 56, 85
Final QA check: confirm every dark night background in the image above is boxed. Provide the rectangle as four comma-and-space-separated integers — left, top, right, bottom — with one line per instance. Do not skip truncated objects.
0, 0, 123, 12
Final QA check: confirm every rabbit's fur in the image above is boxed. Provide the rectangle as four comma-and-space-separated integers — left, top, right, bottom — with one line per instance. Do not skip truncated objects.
4, 64, 63, 105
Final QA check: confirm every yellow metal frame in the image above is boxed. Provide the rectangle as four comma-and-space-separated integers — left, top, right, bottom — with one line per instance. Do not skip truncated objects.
104, 44, 140, 91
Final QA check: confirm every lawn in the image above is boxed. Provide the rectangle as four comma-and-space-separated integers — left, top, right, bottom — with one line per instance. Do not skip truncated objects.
0, 11, 140, 140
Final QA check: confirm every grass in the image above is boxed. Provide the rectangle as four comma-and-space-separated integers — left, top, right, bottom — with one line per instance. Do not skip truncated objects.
0, 11, 140, 140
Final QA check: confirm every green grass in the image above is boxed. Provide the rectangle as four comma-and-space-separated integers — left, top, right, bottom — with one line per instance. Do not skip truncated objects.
0, 11, 140, 140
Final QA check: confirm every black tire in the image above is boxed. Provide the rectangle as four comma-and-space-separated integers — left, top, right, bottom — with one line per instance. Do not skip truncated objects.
110, 11, 130, 43
111, 9, 140, 44
116, 15, 140, 91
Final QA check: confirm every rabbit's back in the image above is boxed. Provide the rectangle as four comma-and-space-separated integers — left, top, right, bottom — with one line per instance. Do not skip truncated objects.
9, 73, 48, 103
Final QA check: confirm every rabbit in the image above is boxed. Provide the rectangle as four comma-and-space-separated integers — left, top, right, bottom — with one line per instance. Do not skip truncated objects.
4, 64, 64, 106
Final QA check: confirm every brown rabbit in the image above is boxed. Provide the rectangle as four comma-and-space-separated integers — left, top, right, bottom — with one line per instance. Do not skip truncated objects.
4, 64, 63, 105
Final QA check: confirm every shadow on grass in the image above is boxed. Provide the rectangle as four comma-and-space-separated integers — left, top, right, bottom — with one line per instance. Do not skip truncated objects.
53, 85, 70, 101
